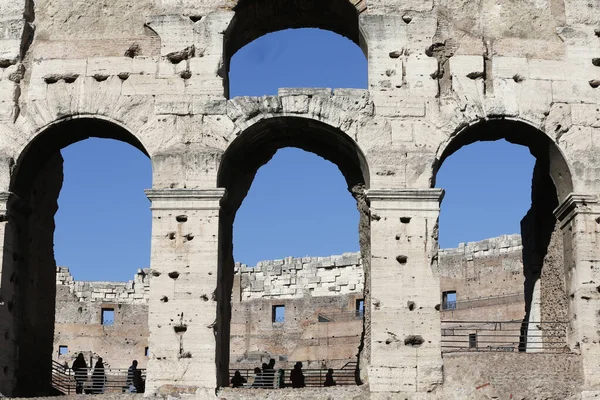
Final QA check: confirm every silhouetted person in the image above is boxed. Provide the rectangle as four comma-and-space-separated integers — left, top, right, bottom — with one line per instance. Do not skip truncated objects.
263, 359, 276, 388
231, 370, 247, 388
324, 369, 336, 387
72, 353, 87, 394
251, 367, 263, 388
91, 358, 106, 394
290, 362, 305, 388
133, 369, 145, 393
126, 360, 138, 392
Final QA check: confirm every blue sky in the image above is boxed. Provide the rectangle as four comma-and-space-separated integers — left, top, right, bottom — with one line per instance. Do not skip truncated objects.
55, 28, 535, 281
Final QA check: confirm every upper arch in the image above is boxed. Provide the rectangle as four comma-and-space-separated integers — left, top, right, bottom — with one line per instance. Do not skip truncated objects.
224, 0, 367, 89
11, 116, 150, 198
433, 118, 574, 202
218, 115, 370, 214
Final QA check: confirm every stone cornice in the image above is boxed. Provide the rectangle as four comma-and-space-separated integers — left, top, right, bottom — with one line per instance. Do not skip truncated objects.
145, 188, 227, 201
554, 193, 599, 226
366, 188, 445, 211
366, 188, 445, 202
145, 188, 227, 211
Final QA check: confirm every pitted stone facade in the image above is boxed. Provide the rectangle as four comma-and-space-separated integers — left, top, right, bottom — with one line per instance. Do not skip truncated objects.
0, 0, 599, 398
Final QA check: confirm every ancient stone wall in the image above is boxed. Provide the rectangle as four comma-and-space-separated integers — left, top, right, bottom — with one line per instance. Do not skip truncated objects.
2, 0, 600, 396
437, 234, 525, 321
53, 268, 150, 370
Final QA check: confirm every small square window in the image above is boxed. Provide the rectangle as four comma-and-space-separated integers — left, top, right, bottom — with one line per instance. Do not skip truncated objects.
272, 305, 285, 323
355, 299, 364, 317
469, 333, 477, 349
442, 291, 457, 310
58, 346, 68, 356
101, 308, 115, 325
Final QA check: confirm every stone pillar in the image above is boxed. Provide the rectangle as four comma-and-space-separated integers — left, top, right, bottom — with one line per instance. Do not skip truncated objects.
144, 188, 226, 396
366, 188, 444, 393
555, 194, 600, 392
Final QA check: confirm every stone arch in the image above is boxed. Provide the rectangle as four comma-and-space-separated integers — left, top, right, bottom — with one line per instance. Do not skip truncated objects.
224, 0, 368, 97
432, 117, 574, 353
433, 118, 573, 202
2, 117, 150, 397
215, 115, 371, 387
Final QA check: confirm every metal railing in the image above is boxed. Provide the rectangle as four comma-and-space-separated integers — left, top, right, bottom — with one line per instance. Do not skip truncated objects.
441, 293, 524, 311
229, 362, 357, 388
441, 320, 569, 353
51, 361, 146, 394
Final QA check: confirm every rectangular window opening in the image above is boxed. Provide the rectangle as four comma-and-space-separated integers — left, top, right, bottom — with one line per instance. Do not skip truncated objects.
469, 333, 477, 349
58, 345, 68, 356
272, 305, 285, 324
101, 308, 115, 325
144, 347, 149, 357
355, 299, 364, 318
442, 291, 457, 310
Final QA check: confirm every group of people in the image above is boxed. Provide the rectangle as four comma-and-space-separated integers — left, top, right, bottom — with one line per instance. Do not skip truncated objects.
70, 354, 144, 394
231, 360, 336, 389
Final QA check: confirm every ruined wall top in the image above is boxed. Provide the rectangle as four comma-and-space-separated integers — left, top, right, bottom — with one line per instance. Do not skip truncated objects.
438, 234, 523, 258
235, 253, 364, 300
56, 267, 150, 304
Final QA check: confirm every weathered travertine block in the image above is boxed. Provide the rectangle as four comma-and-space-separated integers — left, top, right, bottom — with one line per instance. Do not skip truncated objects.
366, 189, 444, 393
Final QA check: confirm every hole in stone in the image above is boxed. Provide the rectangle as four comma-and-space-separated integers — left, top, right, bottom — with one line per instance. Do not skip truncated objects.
402, 15, 412, 23
466, 71, 484, 80
184, 233, 194, 241
400, 217, 411, 223
43, 75, 60, 84
173, 325, 187, 334
176, 215, 188, 223
434, 304, 441, 311
0, 59, 13, 68
513, 74, 525, 83
168, 271, 180, 280
179, 351, 192, 358
407, 301, 415, 311
167, 232, 176, 240
93, 74, 109, 82
404, 335, 424, 347
63, 74, 79, 83
590, 80, 600, 89
396, 255, 408, 264
200, 294, 208, 302
151, 270, 161, 277
593, 58, 600, 67
124, 44, 141, 58
160, 296, 169, 302
117, 72, 130, 81
180, 70, 192, 80
189, 15, 202, 22
395, 234, 401, 240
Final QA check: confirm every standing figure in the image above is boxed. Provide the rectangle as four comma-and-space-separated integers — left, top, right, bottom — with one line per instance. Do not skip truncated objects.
72, 353, 87, 394
290, 362, 305, 388
133, 369, 145, 393
126, 360, 138, 392
324, 368, 336, 387
91, 358, 107, 394
251, 367, 263, 388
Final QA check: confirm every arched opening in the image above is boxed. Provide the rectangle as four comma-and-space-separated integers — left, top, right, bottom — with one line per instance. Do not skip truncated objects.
1, 118, 151, 397
224, 0, 367, 98
433, 119, 573, 355
217, 116, 370, 388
